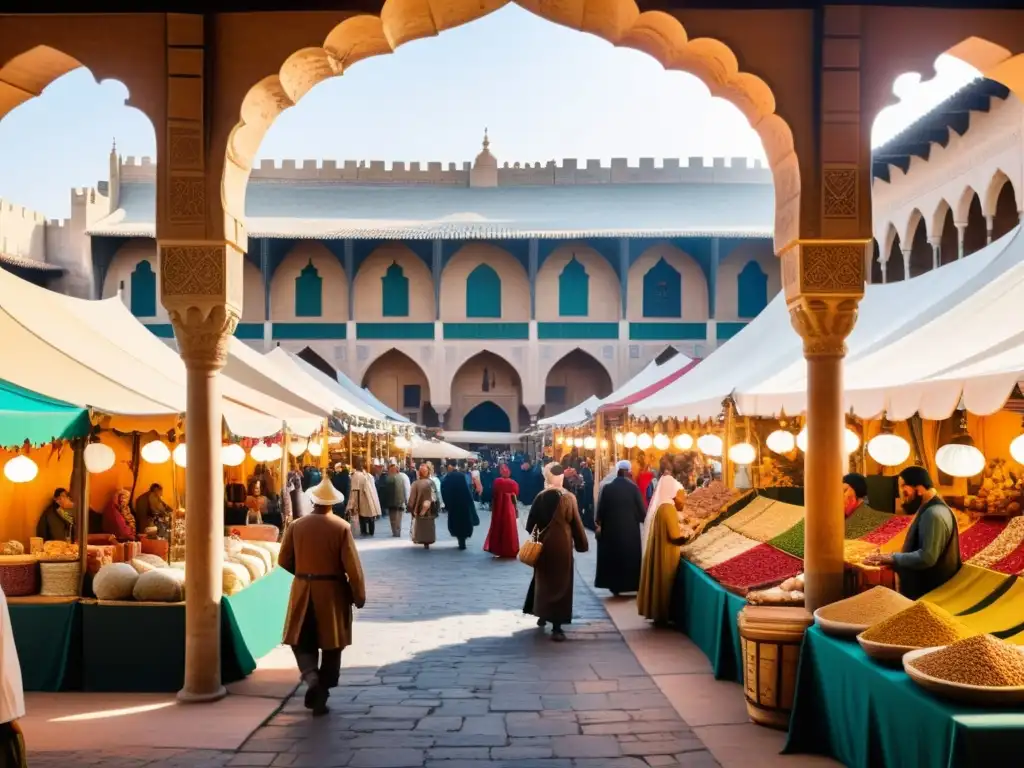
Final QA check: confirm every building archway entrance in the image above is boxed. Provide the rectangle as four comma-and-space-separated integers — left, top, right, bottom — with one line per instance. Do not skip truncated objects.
361, 349, 433, 424
544, 349, 613, 416
463, 401, 511, 432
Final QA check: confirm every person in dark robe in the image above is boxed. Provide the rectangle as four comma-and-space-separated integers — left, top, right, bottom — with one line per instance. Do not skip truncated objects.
480, 462, 496, 508
580, 460, 596, 531
594, 460, 647, 595
441, 461, 476, 550
36, 488, 75, 542
522, 464, 589, 641
519, 461, 542, 505
864, 466, 961, 599
331, 463, 350, 518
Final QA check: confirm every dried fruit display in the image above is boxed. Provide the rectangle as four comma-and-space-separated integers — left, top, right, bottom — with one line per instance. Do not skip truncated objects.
909, 634, 1024, 687
861, 601, 973, 648
859, 515, 914, 545
706, 543, 803, 591
683, 480, 744, 520
968, 517, 1024, 568
686, 529, 761, 570
957, 518, 1008, 561
964, 459, 1024, 516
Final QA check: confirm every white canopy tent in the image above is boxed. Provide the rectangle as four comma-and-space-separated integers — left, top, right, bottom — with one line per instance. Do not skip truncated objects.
0, 267, 323, 437
408, 435, 476, 460
630, 229, 1018, 421
537, 395, 602, 428
263, 347, 387, 424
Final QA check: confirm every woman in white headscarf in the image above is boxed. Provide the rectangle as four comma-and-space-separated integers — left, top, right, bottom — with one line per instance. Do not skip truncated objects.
641, 455, 683, 558
0, 585, 26, 767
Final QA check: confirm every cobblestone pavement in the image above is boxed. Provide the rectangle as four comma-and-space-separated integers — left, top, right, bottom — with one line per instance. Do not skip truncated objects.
30, 507, 718, 768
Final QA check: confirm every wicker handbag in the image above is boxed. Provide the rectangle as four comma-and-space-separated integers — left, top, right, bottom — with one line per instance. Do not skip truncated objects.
518, 525, 545, 567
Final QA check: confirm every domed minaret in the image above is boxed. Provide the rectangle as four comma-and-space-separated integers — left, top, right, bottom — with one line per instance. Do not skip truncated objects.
469, 128, 498, 188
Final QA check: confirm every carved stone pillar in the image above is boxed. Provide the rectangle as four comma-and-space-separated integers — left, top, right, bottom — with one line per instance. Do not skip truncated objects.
782, 242, 865, 612
162, 244, 243, 703
955, 223, 967, 260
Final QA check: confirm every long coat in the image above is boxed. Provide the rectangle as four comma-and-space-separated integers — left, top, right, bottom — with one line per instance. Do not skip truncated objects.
523, 488, 588, 624
349, 471, 382, 519
407, 477, 438, 545
279, 512, 366, 650
484, 476, 520, 558
595, 476, 646, 594
441, 472, 476, 540
637, 502, 686, 623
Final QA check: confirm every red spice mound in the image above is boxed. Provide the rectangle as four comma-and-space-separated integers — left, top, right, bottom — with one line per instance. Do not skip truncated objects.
706, 543, 803, 590
859, 515, 915, 545
957, 519, 1008, 561
991, 540, 1024, 575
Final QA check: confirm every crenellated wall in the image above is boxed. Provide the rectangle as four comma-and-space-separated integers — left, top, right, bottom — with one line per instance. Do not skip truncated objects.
0, 199, 48, 263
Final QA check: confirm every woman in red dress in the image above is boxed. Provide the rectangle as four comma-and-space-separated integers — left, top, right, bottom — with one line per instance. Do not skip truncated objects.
484, 464, 520, 558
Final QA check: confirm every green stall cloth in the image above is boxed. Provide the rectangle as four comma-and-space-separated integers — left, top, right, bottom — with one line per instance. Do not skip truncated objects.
81, 567, 293, 692
671, 560, 745, 681
0, 379, 90, 448
8, 601, 81, 691
785, 625, 1024, 768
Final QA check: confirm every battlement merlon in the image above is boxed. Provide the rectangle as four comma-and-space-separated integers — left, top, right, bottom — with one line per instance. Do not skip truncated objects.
0, 199, 50, 224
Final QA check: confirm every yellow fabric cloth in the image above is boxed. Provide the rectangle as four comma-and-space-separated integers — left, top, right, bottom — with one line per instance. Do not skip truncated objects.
921, 564, 1011, 615
958, 579, 1024, 636
637, 502, 683, 623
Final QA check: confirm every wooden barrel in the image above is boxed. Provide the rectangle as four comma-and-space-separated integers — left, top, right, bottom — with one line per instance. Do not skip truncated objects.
738, 605, 812, 730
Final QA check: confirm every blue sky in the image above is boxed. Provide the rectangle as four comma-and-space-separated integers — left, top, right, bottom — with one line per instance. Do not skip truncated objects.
0, 5, 980, 218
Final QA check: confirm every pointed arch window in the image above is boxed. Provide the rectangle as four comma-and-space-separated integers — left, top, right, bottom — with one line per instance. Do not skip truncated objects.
737, 260, 768, 318
381, 262, 410, 317
642, 257, 681, 318
558, 256, 589, 317
295, 260, 323, 318
130, 260, 156, 318
466, 263, 501, 318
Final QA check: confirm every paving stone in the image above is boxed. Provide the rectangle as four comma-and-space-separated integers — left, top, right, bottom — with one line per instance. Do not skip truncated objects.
347, 748, 425, 767
228, 755, 276, 767
368, 705, 434, 719
490, 745, 554, 760
581, 721, 685, 736
674, 751, 721, 767
621, 739, 707, 757
415, 716, 465, 732
550, 734, 622, 758
426, 747, 492, 760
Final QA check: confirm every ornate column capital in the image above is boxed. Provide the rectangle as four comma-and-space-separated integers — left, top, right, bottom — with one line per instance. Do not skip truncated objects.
159, 240, 244, 371
781, 240, 867, 359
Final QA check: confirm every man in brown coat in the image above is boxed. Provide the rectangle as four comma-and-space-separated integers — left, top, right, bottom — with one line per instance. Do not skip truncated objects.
279, 476, 366, 715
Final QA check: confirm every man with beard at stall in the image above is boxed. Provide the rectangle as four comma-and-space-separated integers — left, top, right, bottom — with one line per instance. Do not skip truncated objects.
864, 466, 961, 599
594, 460, 647, 596
441, 460, 477, 550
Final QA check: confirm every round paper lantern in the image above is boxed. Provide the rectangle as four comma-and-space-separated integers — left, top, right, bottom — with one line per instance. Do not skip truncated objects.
653, 433, 670, 451
250, 442, 270, 462
637, 433, 653, 451
728, 442, 757, 465
288, 441, 307, 458
394, 435, 410, 450
221, 444, 246, 467
573, 437, 584, 448
1011, 434, 1024, 465
83, 442, 116, 474
308, 442, 323, 458
673, 433, 694, 451
765, 429, 796, 455
623, 432, 638, 449
936, 442, 985, 478
614, 433, 624, 445
697, 434, 723, 457
4, 455, 38, 484
867, 434, 911, 467
600, 438, 609, 450
583, 436, 597, 451
140, 440, 171, 465
265, 444, 283, 462
172, 443, 187, 468
556, 435, 564, 445
795, 427, 860, 455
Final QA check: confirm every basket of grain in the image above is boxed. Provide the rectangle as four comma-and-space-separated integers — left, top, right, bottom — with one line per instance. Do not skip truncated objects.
856, 601, 974, 664
903, 634, 1024, 705
813, 586, 913, 638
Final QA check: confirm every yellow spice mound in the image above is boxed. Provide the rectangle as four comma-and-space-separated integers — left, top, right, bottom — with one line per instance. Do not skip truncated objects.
910, 634, 1024, 687
817, 586, 913, 625
861, 601, 973, 648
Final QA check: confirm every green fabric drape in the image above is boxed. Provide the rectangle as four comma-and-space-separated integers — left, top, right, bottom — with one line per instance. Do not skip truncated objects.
0, 379, 89, 448
671, 560, 745, 681
8, 602, 81, 691
785, 625, 1024, 768
221, 567, 293, 682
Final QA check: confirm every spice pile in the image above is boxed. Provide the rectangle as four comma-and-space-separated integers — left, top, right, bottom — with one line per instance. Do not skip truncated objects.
860, 601, 973, 648
768, 520, 806, 558
957, 518, 1008, 561
706, 543, 803, 591
859, 515, 914, 545
968, 517, 1024, 569
909, 634, 1024, 687
816, 586, 913, 625
683, 528, 761, 570
723, 496, 776, 532
843, 540, 880, 565
844, 508, 895, 540
990, 541, 1024, 575
736, 501, 806, 543
683, 481, 743, 520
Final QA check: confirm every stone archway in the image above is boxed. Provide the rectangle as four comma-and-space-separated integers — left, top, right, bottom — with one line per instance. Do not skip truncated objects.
361, 348, 434, 424
543, 349, 614, 416
463, 401, 511, 432
449, 351, 522, 433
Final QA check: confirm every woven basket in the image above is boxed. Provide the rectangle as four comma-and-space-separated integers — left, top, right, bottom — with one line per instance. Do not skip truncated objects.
39, 561, 81, 597
0, 558, 39, 597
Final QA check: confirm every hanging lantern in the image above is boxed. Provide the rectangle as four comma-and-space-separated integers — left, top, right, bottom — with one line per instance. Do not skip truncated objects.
221, 444, 246, 467
614, 433, 624, 446
697, 434, 723, 457
288, 441, 307, 458
250, 442, 270, 462
765, 429, 796, 455
1011, 434, 1024, 465
83, 442, 116, 474
140, 440, 171, 465
653, 433, 670, 451
3, 455, 38, 484
394, 435, 410, 450
867, 434, 911, 467
600, 438, 609, 450
571, 437, 582, 448
308, 442, 323, 458
728, 442, 756, 466
583, 436, 597, 451
936, 412, 985, 478
171, 444, 187, 468
623, 432, 638, 449
265, 444, 283, 461
637, 433, 653, 451
673, 433, 694, 451
556, 435, 564, 445
796, 427, 860, 455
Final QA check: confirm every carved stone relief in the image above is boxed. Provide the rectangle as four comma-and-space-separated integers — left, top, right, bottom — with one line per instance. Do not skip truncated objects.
169, 177, 206, 221
822, 167, 858, 219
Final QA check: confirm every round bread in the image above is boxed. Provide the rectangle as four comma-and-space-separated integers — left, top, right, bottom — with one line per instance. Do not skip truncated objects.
93, 563, 140, 601
133, 568, 186, 602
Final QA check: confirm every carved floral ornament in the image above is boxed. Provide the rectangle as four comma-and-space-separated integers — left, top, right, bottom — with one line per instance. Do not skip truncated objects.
169, 304, 240, 371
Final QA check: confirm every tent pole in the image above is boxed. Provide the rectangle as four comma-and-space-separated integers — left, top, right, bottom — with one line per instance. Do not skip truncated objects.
72, 437, 90, 596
